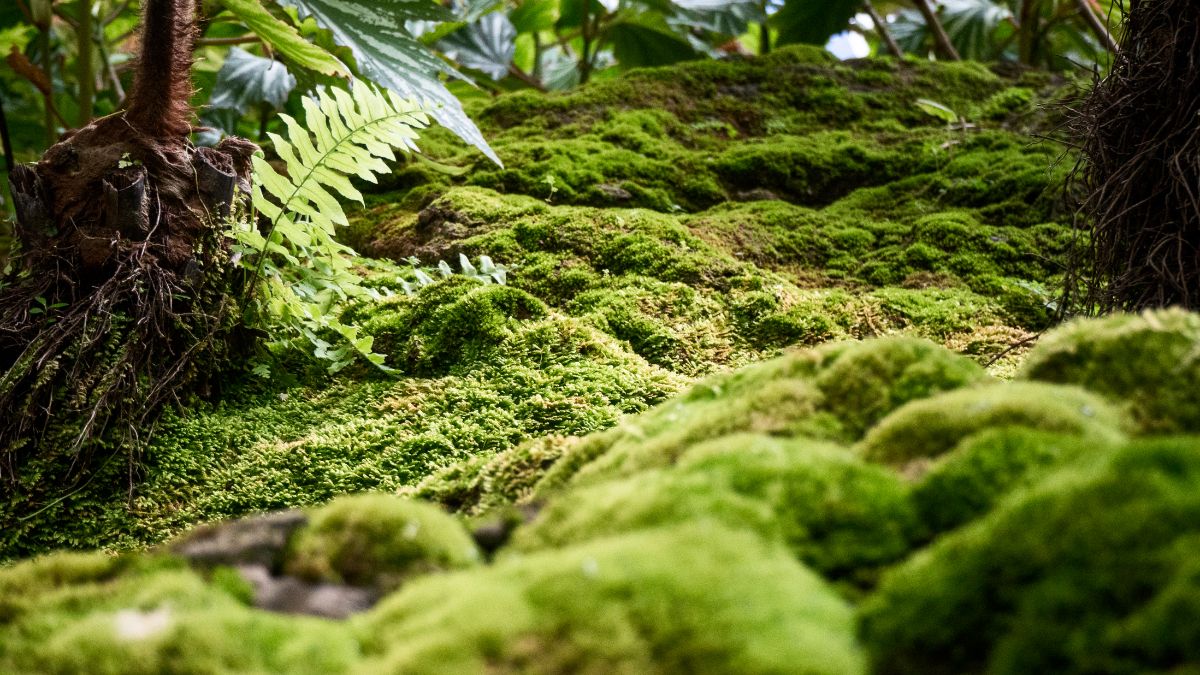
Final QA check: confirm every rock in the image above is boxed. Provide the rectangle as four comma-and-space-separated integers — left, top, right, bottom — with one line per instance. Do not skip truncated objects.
172, 510, 307, 572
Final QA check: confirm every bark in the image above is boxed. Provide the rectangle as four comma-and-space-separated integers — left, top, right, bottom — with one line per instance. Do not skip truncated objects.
913, 0, 961, 61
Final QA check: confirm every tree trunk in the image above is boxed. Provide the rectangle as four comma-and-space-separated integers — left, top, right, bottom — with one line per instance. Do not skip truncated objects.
1, 0, 257, 481
1066, 2, 1200, 312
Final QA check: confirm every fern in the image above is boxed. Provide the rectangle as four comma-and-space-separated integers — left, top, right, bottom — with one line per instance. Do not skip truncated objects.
232, 81, 430, 372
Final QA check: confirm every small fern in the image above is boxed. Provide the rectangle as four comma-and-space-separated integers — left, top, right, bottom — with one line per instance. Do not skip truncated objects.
232, 81, 430, 372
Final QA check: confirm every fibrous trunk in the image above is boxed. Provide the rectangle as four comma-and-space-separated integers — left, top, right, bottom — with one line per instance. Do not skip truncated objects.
1067, 1, 1200, 311
0, 0, 257, 484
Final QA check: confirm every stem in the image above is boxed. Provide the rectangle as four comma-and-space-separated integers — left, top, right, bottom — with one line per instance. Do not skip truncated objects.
0, 90, 14, 172
196, 35, 262, 47
580, 0, 594, 84
1075, 0, 1119, 54
508, 64, 547, 92
1018, 0, 1041, 65
77, 0, 96, 126
865, 1, 903, 58
913, 0, 961, 60
38, 27, 54, 144
532, 31, 542, 82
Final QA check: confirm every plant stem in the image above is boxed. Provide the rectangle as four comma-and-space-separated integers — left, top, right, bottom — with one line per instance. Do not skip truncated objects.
913, 0, 961, 60
865, 1, 903, 58
580, 0, 594, 84
1076, 0, 1119, 53
37, 27, 54, 144
0, 90, 14, 172
77, 0, 96, 126
1018, 0, 1041, 64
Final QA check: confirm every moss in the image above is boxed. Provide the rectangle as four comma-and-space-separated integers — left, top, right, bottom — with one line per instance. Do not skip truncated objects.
360, 277, 549, 374
860, 438, 1200, 675
407, 435, 580, 516
356, 524, 865, 674
1021, 308, 1200, 433
910, 427, 1108, 535
285, 494, 479, 591
858, 382, 1126, 465
0, 555, 360, 674
512, 434, 917, 586
815, 337, 989, 438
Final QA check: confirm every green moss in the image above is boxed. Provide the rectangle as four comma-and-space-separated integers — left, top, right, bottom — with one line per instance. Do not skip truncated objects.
360, 278, 549, 374
0, 555, 359, 674
356, 524, 865, 674
1021, 308, 1200, 433
407, 435, 580, 515
860, 438, 1200, 675
815, 337, 989, 438
858, 382, 1126, 464
512, 434, 917, 585
910, 427, 1104, 534
285, 494, 479, 591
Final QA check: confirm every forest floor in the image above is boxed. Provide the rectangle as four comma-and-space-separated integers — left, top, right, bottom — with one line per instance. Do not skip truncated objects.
3, 47, 1199, 674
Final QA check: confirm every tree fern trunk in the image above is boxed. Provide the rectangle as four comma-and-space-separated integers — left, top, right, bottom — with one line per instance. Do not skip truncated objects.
1, 0, 258, 485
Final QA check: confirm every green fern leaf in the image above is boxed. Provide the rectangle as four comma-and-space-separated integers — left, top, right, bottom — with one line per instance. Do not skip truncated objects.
241, 80, 432, 372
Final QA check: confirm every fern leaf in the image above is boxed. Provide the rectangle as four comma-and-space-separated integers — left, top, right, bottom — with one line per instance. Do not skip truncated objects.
243, 80, 432, 372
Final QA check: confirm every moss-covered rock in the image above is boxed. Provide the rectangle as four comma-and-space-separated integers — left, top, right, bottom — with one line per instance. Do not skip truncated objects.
511, 434, 918, 586
0, 553, 361, 674
860, 438, 1200, 675
285, 494, 479, 591
356, 524, 866, 675
857, 381, 1126, 465
1021, 308, 1200, 433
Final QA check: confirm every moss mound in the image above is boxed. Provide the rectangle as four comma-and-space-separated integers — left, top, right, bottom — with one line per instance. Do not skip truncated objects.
0, 554, 361, 674
1021, 308, 1200, 433
860, 438, 1200, 675
512, 434, 918, 586
910, 427, 1102, 534
285, 494, 479, 591
528, 337, 986, 498
857, 381, 1126, 465
358, 524, 865, 675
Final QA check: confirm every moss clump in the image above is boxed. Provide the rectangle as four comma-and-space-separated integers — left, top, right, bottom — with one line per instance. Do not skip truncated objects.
860, 438, 1200, 675
531, 337, 987, 498
814, 337, 989, 438
512, 434, 918, 586
285, 494, 479, 591
407, 435, 580, 515
858, 382, 1126, 465
0, 554, 360, 674
1021, 308, 1200, 433
910, 427, 1103, 534
359, 277, 549, 374
357, 524, 865, 674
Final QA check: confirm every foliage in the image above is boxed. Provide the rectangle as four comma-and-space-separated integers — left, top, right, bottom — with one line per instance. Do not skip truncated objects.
235, 80, 430, 372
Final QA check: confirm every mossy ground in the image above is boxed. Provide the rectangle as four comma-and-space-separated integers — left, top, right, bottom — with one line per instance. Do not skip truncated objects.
5, 47, 1197, 675
4, 310, 1199, 674
3, 47, 1072, 558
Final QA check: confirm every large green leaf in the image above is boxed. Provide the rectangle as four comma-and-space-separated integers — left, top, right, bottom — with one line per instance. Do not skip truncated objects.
510, 0, 558, 33
773, 0, 860, 46
671, 0, 764, 38
277, 0, 500, 165
209, 47, 297, 113
219, 0, 348, 76
439, 13, 516, 81
940, 0, 1012, 60
608, 13, 700, 68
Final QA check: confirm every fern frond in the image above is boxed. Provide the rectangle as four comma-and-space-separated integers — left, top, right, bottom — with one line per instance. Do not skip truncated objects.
236, 80, 432, 372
